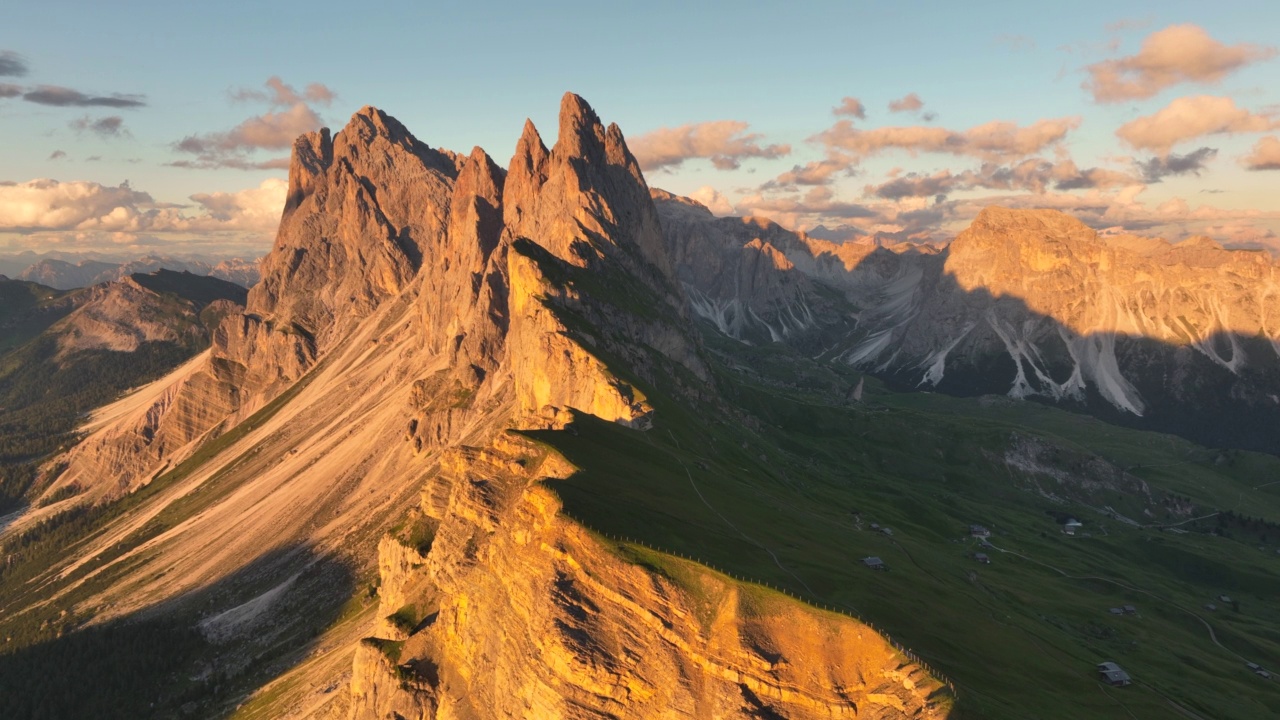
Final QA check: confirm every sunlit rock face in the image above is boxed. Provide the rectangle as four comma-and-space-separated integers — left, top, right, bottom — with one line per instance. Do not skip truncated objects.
656, 196, 1280, 452
29, 93, 952, 720
350, 441, 946, 720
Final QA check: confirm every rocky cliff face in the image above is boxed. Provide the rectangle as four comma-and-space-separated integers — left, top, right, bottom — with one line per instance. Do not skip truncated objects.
23, 93, 952, 719
656, 195, 1280, 452
350, 438, 944, 720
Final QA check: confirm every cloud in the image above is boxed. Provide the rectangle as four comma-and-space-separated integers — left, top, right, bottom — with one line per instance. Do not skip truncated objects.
736, 186, 878, 222
187, 179, 289, 229
229, 76, 336, 107
167, 157, 291, 171
1116, 95, 1276, 154
864, 158, 1140, 200
1137, 146, 1217, 182
1105, 17, 1154, 34
0, 50, 28, 77
1085, 24, 1276, 102
832, 97, 866, 119
764, 155, 857, 189
174, 102, 320, 154
1243, 136, 1280, 171
888, 93, 924, 113
868, 170, 961, 200
70, 115, 130, 139
0, 179, 158, 233
629, 120, 790, 171
22, 85, 145, 108
172, 77, 334, 170
688, 186, 735, 216
814, 116, 1080, 162
0, 177, 285, 238
0, 83, 21, 98
48, 150, 66, 160
951, 185, 1280, 242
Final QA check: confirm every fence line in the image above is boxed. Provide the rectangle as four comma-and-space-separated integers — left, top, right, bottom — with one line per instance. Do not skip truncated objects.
559, 510, 959, 699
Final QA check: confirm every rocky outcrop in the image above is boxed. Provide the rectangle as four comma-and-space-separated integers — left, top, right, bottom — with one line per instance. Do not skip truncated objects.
50, 277, 203, 359
350, 439, 948, 720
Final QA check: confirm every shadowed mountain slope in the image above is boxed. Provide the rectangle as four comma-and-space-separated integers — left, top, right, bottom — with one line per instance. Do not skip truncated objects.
655, 193, 1280, 453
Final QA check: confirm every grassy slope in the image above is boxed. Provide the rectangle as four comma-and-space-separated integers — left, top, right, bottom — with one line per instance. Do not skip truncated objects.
536, 333, 1280, 720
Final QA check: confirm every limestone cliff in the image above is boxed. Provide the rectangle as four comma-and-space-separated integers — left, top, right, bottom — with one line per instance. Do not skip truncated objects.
42, 107, 466, 503
349, 438, 947, 720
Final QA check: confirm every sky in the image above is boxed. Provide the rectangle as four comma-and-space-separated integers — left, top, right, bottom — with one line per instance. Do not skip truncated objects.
1, 0, 1279, 258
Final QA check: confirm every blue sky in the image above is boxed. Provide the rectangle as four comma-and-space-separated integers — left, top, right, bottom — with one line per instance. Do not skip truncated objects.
2, 0, 1278, 255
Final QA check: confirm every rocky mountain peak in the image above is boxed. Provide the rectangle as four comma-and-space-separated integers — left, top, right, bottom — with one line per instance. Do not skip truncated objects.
1176, 234, 1225, 251
347, 105, 416, 147
502, 92, 674, 280
286, 128, 333, 213
956, 206, 1100, 251
555, 91, 607, 160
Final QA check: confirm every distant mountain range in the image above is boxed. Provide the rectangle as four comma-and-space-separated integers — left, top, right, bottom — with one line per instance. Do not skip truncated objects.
0, 252, 260, 289
655, 190, 1280, 453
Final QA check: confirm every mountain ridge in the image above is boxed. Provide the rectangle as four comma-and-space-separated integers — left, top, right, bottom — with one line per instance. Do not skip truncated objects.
653, 190, 1280, 453
0, 93, 948, 719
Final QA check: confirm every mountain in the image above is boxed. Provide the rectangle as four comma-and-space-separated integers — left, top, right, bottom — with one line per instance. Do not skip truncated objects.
3, 95, 1280, 720
655, 193, 1280, 453
0, 95, 944, 720
0, 270, 247, 509
14, 256, 261, 289
17, 258, 120, 289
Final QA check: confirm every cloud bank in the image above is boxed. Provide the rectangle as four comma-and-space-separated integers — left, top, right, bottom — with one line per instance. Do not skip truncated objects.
630, 120, 790, 171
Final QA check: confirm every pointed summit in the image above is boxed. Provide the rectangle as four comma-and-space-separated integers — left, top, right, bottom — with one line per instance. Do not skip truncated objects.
502, 92, 674, 280
348, 105, 413, 143
285, 127, 333, 213
556, 92, 607, 160
504, 119, 549, 230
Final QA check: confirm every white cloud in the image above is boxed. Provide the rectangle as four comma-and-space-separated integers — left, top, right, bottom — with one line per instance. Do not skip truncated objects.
1116, 95, 1276, 154
630, 120, 790, 171
1085, 24, 1276, 103
688, 185, 735, 215
172, 77, 335, 170
1243, 136, 1280, 171
0, 178, 285, 252
814, 116, 1080, 162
